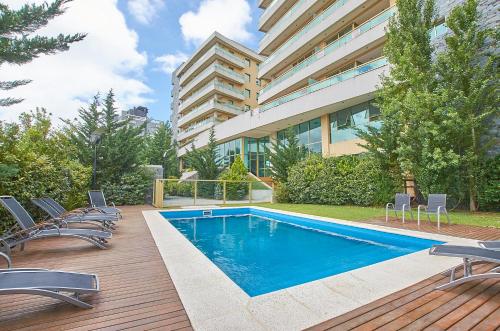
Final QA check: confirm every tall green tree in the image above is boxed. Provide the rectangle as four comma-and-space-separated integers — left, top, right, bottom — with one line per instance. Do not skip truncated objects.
0, 0, 86, 106
185, 127, 220, 180
267, 127, 306, 183
143, 122, 178, 177
434, 0, 499, 211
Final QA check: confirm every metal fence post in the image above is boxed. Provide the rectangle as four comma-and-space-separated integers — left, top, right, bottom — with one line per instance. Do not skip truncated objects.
249, 181, 253, 203
271, 182, 275, 203
223, 180, 227, 205
194, 181, 198, 206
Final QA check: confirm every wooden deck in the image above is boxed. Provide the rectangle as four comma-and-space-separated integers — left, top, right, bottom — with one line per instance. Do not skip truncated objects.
0, 206, 192, 331
0, 206, 498, 331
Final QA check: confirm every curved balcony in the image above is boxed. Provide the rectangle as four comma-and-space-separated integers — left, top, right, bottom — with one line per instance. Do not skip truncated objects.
178, 99, 244, 127
179, 80, 246, 113
259, 7, 395, 102
180, 45, 247, 86
179, 63, 246, 99
178, 117, 223, 142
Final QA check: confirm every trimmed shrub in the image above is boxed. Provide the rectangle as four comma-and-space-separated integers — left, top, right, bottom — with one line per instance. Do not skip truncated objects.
218, 156, 248, 200
103, 168, 154, 205
286, 154, 398, 206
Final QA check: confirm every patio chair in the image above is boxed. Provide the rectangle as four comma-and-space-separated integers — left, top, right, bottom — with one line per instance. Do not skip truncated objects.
386, 193, 414, 223
0, 250, 99, 308
0, 196, 111, 250
43, 197, 118, 218
429, 244, 500, 290
88, 190, 121, 216
478, 240, 500, 251
417, 194, 450, 230
31, 198, 117, 231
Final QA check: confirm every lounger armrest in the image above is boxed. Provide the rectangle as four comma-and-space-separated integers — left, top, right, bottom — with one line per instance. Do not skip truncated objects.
110, 202, 116, 208
386, 203, 394, 208
0, 251, 12, 269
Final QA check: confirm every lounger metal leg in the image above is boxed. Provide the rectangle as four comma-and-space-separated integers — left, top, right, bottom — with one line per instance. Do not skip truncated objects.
0, 289, 94, 308
437, 272, 500, 290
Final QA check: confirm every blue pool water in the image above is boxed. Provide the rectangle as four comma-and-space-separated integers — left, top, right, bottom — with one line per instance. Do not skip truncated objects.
162, 208, 443, 296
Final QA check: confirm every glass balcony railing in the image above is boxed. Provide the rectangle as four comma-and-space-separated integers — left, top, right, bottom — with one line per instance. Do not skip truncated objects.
180, 99, 244, 124
181, 117, 221, 135
214, 47, 247, 67
260, 0, 350, 71
260, 7, 396, 96
181, 79, 245, 110
260, 57, 388, 112
180, 63, 245, 96
260, 0, 310, 47
214, 81, 246, 97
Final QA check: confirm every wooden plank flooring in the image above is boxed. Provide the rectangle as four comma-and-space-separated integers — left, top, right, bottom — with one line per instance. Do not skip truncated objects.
0, 206, 192, 331
0, 206, 498, 330
308, 217, 500, 331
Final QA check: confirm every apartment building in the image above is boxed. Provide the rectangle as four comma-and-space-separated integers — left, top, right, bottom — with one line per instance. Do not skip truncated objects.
175, 0, 495, 179
170, 66, 182, 143
117, 107, 163, 136
173, 32, 264, 151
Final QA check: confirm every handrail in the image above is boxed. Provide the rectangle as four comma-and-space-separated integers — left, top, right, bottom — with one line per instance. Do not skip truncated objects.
260, 0, 350, 71
180, 63, 245, 97
260, 0, 310, 46
260, 6, 396, 95
260, 57, 388, 112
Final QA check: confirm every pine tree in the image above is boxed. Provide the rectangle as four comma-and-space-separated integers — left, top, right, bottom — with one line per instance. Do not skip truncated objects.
267, 127, 306, 183
0, 0, 86, 106
143, 122, 178, 177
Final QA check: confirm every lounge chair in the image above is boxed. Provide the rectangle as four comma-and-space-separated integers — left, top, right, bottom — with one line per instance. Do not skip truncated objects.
429, 244, 500, 290
88, 190, 121, 216
0, 196, 111, 250
0, 250, 99, 308
386, 193, 414, 223
417, 194, 450, 230
478, 240, 500, 251
31, 198, 117, 231
43, 197, 116, 218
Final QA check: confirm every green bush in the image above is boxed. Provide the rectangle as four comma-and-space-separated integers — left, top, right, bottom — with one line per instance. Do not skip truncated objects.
218, 156, 248, 200
102, 168, 154, 205
165, 178, 193, 197
286, 154, 398, 206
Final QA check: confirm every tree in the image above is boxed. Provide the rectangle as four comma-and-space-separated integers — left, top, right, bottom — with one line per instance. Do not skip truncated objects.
433, 0, 499, 211
0, 0, 86, 106
185, 127, 221, 198
143, 122, 178, 177
267, 127, 306, 183
219, 155, 248, 200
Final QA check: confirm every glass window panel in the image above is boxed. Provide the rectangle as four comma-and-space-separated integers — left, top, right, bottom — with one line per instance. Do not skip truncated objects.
337, 109, 351, 128
309, 118, 322, 143
235, 139, 241, 154
298, 123, 309, 145
309, 142, 322, 154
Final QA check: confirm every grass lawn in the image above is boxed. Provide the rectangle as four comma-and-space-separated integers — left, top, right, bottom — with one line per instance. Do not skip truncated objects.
239, 203, 500, 228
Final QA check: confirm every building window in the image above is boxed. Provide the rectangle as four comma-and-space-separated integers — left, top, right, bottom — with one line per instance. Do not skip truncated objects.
245, 73, 251, 82
216, 138, 242, 168
256, 79, 261, 86
245, 58, 251, 67
244, 104, 251, 111
329, 100, 380, 144
244, 137, 270, 177
244, 89, 251, 98
277, 118, 322, 154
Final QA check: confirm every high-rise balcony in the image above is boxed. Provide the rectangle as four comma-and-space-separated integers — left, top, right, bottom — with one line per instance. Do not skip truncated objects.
259, 7, 395, 103
259, 0, 373, 78
177, 117, 223, 142
178, 98, 245, 127
179, 63, 246, 99
179, 80, 246, 113
180, 45, 247, 86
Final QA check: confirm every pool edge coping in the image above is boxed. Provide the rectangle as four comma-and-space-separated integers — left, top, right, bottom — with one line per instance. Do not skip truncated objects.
143, 206, 478, 331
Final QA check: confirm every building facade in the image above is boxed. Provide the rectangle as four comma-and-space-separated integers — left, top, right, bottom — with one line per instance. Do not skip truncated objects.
170, 66, 182, 143
117, 106, 163, 135
175, 0, 497, 178
173, 32, 264, 151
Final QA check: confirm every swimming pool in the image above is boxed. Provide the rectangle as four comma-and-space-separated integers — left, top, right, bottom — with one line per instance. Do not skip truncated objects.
161, 208, 443, 296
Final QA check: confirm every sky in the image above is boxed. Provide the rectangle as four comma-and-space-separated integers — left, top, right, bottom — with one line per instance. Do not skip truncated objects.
0, 0, 264, 123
